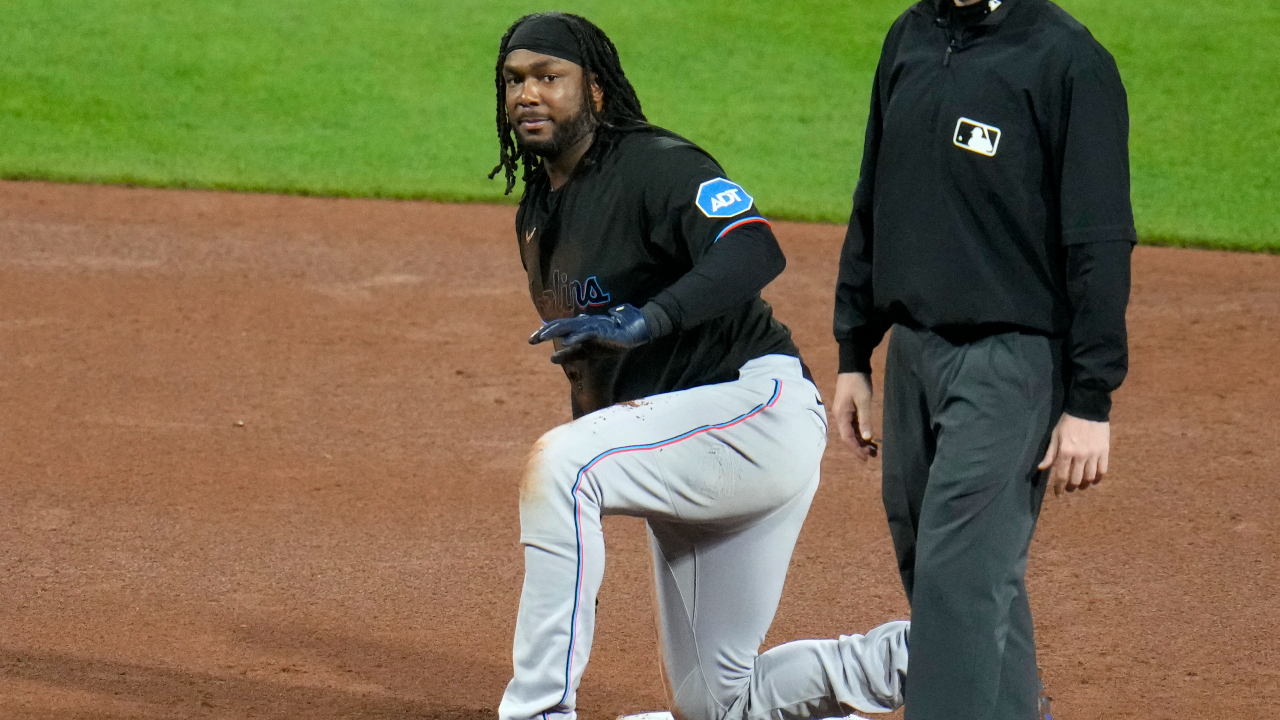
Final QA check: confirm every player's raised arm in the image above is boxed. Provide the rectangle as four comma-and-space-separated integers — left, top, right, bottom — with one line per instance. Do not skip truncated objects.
636, 145, 787, 337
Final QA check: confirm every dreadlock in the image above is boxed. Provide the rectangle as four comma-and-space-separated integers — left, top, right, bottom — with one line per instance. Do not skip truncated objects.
489, 12, 648, 195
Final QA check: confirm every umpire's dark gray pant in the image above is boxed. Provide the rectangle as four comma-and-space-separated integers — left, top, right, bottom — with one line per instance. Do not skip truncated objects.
882, 324, 1062, 720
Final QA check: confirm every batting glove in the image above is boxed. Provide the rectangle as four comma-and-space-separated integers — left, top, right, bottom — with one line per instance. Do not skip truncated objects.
529, 303, 650, 364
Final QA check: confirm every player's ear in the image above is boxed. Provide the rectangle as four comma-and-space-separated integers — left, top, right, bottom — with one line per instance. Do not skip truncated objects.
588, 73, 604, 113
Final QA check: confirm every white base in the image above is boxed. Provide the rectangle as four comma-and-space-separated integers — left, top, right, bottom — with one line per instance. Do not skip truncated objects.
611, 707, 865, 712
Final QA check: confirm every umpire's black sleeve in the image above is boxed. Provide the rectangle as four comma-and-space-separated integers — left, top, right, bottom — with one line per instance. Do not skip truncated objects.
834, 57, 891, 375
1063, 240, 1131, 421
1057, 43, 1136, 421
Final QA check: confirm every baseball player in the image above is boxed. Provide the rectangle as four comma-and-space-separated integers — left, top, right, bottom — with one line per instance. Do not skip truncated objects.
488, 13, 910, 720
832, 0, 1135, 718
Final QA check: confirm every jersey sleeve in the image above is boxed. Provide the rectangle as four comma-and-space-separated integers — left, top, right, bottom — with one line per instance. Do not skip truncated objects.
1057, 42, 1138, 246
1054, 40, 1136, 420
1063, 239, 1131, 421
640, 140, 768, 263
834, 15, 908, 375
636, 137, 784, 335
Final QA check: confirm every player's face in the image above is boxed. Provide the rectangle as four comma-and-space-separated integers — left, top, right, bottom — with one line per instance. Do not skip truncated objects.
503, 50, 601, 160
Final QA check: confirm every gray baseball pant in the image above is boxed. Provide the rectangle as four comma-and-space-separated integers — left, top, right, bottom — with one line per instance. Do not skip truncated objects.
500, 355, 910, 720
880, 325, 1062, 720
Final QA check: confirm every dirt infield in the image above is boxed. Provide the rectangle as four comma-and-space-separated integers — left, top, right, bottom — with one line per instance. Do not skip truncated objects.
1, 180, 1277, 720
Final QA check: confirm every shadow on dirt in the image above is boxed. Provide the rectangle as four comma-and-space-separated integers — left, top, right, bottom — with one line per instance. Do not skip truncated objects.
0, 647, 495, 719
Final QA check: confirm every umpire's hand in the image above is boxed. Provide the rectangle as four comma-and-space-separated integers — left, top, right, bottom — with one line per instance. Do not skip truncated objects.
1038, 413, 1110, 496
833, 372, 879, 459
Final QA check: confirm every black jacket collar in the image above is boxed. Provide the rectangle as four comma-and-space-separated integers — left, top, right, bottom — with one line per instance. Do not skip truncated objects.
916, 0, 1036, 29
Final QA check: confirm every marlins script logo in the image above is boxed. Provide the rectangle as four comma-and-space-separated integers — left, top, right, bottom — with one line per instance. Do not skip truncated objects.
953, 117, 1002, 157
541, 270, 612, 315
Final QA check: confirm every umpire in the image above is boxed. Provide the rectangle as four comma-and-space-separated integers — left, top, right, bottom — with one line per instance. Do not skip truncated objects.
831, 0, 1134, 718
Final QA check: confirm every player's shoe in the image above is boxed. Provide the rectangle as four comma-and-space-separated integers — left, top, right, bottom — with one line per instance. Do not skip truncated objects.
1038, 666, 1053, 720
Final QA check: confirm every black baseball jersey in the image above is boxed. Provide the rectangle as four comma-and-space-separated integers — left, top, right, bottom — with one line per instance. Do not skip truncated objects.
516, 127, 800, 417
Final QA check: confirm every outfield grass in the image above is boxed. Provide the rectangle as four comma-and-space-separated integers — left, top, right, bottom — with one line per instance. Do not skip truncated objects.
1, 0, 1276, 250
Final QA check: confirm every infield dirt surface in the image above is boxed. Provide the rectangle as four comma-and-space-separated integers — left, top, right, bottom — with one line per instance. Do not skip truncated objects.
1, 180, 1277, 719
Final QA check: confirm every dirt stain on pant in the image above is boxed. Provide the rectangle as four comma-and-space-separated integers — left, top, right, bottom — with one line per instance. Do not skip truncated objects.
520, 436, 550, 505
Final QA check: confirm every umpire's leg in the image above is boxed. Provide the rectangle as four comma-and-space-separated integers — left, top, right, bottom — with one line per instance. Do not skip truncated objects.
882, 325, 1058, 720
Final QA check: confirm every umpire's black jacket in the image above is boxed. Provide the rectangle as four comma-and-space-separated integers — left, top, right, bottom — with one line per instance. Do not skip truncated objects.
835, 0, 1134, 421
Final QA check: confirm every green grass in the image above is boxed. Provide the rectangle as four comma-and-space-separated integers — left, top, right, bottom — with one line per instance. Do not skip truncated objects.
1, 0, 1276, 251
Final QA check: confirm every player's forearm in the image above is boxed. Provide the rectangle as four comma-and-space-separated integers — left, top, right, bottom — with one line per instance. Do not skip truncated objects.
1064, 238, 1133, 421
643, 222, 785, 336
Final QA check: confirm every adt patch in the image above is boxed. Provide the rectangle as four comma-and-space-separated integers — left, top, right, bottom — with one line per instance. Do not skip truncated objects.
696, 178, 753, 218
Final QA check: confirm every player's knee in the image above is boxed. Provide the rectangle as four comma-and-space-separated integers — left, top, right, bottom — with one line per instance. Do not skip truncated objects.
519, 426, 592, 543
519, 425, 579, 509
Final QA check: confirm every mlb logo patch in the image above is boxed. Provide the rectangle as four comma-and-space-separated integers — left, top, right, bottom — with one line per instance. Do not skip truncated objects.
696, 178, 753, 218
953, 117, 1001, 157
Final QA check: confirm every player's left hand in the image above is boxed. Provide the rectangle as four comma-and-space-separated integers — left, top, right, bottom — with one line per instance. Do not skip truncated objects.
529, 303, 650, 364
1038, 413, 1110, 497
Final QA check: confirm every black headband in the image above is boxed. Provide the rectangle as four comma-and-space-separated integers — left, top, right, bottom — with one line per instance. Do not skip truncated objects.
505, 15, 583, 67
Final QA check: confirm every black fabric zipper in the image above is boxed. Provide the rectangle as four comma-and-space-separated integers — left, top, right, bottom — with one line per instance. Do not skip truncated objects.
935, 15, 954, 66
